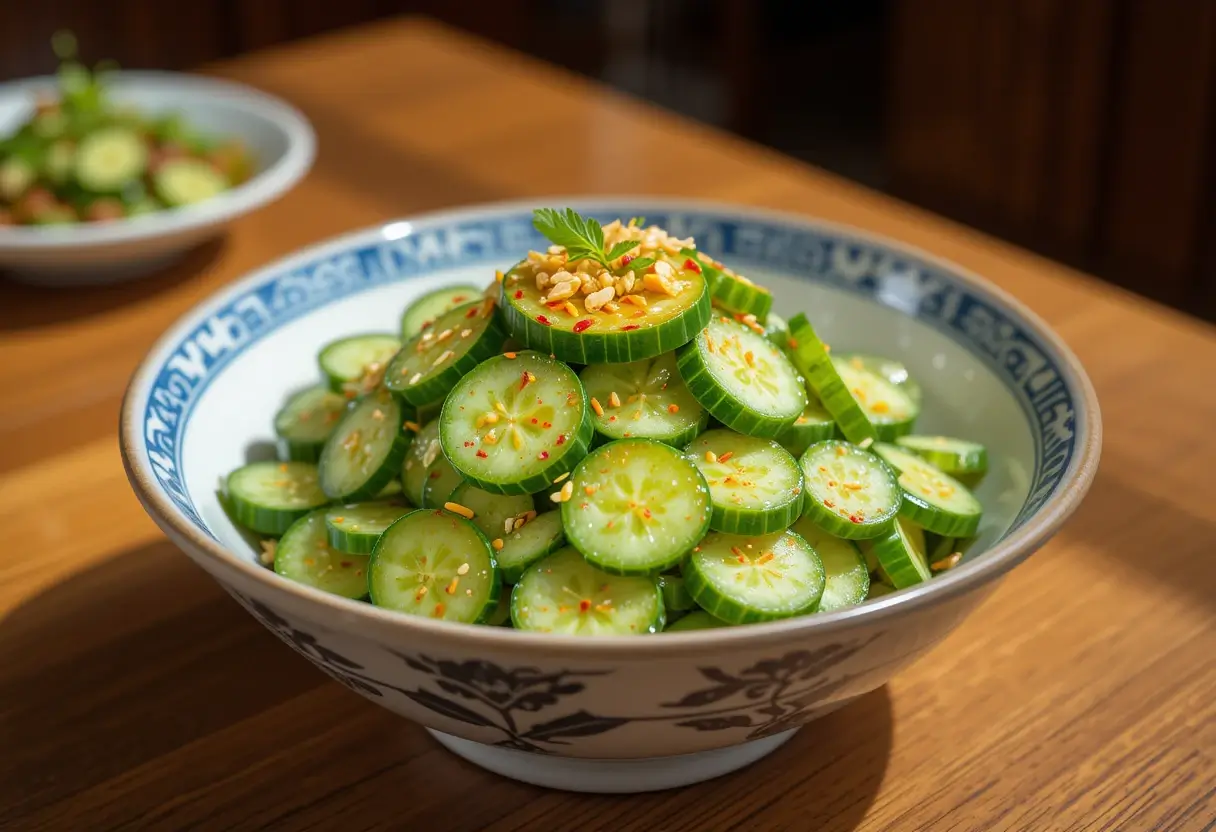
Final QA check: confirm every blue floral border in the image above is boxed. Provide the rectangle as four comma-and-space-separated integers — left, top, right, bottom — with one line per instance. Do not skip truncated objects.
139, 209, 1076, 540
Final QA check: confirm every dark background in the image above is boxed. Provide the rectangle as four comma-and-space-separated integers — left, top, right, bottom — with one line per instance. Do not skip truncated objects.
4, 0, 1214, 321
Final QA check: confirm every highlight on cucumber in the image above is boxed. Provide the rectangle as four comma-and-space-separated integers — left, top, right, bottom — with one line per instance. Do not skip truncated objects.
219, 206, 988, 634
0, 32, 254, 228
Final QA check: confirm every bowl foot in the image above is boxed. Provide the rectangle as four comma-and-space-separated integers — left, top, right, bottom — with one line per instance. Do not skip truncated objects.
428, 728, 798, 793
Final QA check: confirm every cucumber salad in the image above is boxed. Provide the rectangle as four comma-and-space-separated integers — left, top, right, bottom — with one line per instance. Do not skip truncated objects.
0, 34, 253, 228
222, 207, 988, 635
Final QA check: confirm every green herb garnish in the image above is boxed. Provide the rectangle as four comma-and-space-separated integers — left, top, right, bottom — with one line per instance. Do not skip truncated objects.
532, 208, 651, 272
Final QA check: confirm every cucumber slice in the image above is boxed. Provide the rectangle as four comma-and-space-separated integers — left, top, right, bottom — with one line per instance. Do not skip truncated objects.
274, 386, 348, 463
493, 509, 566, 583
484, 593, 512, 626
684, 429, 804, 535
791, 517, 869, 612
369, 510, 500, 623
785, 315, 876, 443
895, 435, 989, 477
562, 439, 712, 575
74, 127, 147, 192
764, 312, 790, 351
447, 481, 534, 541
872, 517, 932, 588
831, 357, 919, 440
837, 353, 923, 406
665, 610, 729, 631
386, 300, 506, 406
683, 530, 825, 623
499, 257, 711, 364
317, 333, 402, 397
274, 511, 369, 599
421, 453, 465, 509
400, 285, 482, 340
440, 351, 593, 495
324, 500, 412, 554
777, 397, 837, 456
683, 249, 773, 322
511, 547, 664, 635
579, 352, 706, 447
318, 390, 413, 502
676, 316, 807, 439
659, 573, 698, 612
226, 460, 329, 535
872, 443, 983, 537
152, 158, 229, 206
798, 440, 900, 539
400, 420, 438, 505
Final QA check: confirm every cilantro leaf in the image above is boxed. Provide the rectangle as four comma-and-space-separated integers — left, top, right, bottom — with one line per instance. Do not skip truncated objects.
606, 240, 640, 261
534, 207, 639, 269
625, 256, 655, 273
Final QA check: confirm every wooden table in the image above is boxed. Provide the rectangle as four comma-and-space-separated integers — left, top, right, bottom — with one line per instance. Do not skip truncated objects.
2, 18, 1213, 831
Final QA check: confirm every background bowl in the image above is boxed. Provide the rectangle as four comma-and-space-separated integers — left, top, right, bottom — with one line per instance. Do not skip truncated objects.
121, 199, 1100, 793
0, 70, 314, 286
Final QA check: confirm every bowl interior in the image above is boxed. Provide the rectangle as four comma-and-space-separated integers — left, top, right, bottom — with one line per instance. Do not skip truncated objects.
133, 202, 1081, 580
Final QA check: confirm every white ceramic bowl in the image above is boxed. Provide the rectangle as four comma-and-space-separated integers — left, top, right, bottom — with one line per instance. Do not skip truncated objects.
121, 199, 1101, 793
0, 71, 314, 285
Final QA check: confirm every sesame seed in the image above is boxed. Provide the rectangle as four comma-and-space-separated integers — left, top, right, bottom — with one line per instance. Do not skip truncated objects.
705, 450, 718, 464
409, 372, 423, 385
554, 472, 570, 483
457, 563, 470, 575
609, 391, 621, 408
668, 404, 679, 414
433, 349, 455, 367
444, 501, 475, 520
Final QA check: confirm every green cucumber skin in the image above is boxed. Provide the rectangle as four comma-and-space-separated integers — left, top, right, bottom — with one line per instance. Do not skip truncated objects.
386, 305, 508, 406
665, 610, 729, 631
709, 495, 803, 536
675, 339, 801, 440
894, 435, 989, 476
899, 492, 982, 538
225, 462, 329, 536
400, 285, 483, 340
499, 277, 711, 365
684, 249, 773, 322
798, 441, 900, 540
591, 410, 707, 450
682, 531, 824, 625
277, 440, 323, 464
319, 400, 415, 503
874, 520, 932, 588
659, 574, 698, 612
786, 315, 877, 444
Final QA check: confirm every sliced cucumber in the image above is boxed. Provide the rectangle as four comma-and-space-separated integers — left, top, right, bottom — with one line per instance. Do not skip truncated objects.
401, 420, 439, 506
676, 315, 807, 439
579, 352, 706, 447
447, 481, 535, 542
785, 315, 876, 444
493, 509, 566, 583
440, 351, 593, 495
873, 517, 932, 588
764, 312, 790, 351
500, 257, 711, 364
683, 249, 773, 322
386, 300, 506, 406
152, 157, 229, 206
274, 511, 369, 599
895, 434, 989, 477
684, 429, 804, 535
74, 126, 146, 192
832, 356, 919, 440
837, 353, 922, 406
683, 530, 825, 623
421, 452, 465, 509
401, 284, 482, 340
317, 333, 402, 397
659, 574, 698, 612
665, 610, 729, 631
873, 443, 983, 537
324, 500, 412, 554
562, 439, 711, 575
791, 517, 869, 612
274, 385, 348, 463
798, 440, 900, 539
484, 593, 512, 626
369, 510, 500, 623
511, 547, 664, 635
318, 390, 413, 502
226, 460, 329, 536
777, 397, 837, 457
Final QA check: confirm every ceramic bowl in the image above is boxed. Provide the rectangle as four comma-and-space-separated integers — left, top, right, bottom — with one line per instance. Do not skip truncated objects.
120, 199, 1100, 793
0, 71, 314, 286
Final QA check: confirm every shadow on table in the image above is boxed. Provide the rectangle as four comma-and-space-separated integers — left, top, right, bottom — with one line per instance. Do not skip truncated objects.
0, 236, 227, 332
0, 540, 892, 831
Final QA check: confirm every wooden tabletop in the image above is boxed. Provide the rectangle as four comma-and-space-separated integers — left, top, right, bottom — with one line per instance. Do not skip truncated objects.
2, 17, 1213, 831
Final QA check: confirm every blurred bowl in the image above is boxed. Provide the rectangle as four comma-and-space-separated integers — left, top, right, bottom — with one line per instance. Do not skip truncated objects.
0, 70, 314, 286
120, 198, 1100, 792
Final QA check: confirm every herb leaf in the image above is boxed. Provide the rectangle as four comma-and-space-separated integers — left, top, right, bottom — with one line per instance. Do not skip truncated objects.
534, 207, 648, 269
625, 256, 655, 273
606, 240, 640, 261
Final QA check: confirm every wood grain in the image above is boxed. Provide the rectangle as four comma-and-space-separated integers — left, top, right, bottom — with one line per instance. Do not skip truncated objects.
1, 17, 1214, 831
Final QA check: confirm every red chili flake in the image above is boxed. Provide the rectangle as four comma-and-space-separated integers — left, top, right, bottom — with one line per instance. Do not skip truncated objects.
536, 315, 552, 326
463, 440, 475, 447
538, 450, 550, 460
556, 434, 567, 445
476, 449, 488, 459
824, 499, 835, 508
421, 321, 433, 330
573, 318, 593, 333
542, 421, 552, 428
453, 295, 468, 303
683, 258, 702, 274
622, 324, 640, 331
514, 290, 524, 299
620, 254, 634, 266
465, 306, 479, 318
579, 599, 592, 612
531, 417, 539, 424
849, 514, 862, 524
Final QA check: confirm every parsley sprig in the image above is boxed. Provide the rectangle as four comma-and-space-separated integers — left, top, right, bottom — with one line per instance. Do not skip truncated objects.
532, 208, 655, 273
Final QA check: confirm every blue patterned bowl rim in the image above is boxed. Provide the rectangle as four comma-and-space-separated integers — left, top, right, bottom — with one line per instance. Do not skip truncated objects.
121, 197, 1101, 651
